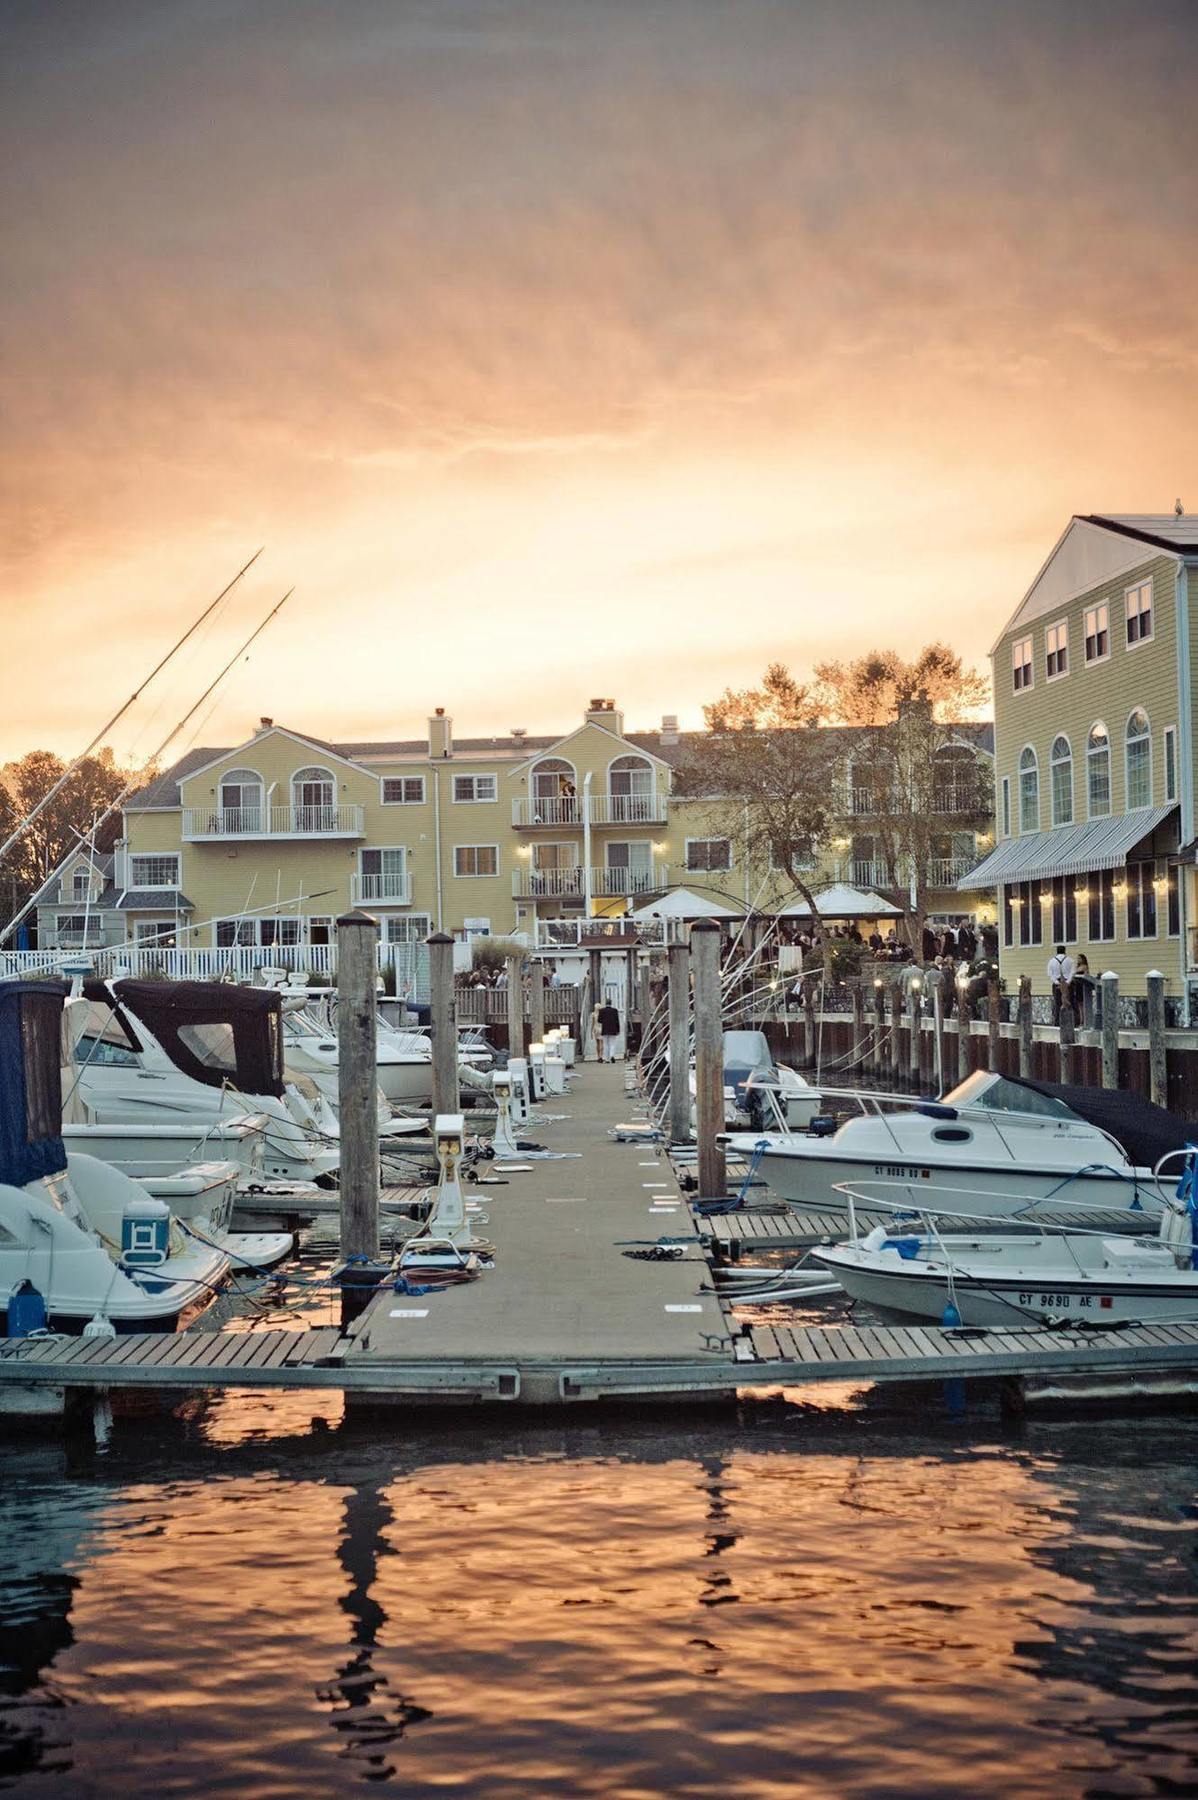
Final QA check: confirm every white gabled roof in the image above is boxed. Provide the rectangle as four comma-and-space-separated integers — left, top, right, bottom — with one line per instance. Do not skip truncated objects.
993, 515, 1187, 654
629, 887, 742, 919
779, 881, 902, 918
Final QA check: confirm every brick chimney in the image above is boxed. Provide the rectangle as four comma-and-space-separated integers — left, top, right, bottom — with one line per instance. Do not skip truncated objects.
585, 697, 623, 734
660, 713, 680, 745
428, 708, 453, 759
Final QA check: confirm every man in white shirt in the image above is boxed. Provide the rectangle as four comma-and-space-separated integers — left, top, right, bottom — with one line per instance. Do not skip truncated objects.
1046, 945, 1076, 1023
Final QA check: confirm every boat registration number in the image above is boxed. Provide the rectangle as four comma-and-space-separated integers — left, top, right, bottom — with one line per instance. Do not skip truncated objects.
872, 1165, 932, 1179
1018, 1292, 1100, 1309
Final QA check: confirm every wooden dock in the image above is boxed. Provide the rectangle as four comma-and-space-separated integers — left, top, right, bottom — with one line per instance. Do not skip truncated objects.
2, 1062, 1197, 1413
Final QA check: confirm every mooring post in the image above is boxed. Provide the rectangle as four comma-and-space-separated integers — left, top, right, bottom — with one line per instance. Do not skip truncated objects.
872, 979, 885, 1076
889, 981, 903, 1084
1101, 971, 1120, 1090
506, 953, 524, 1062
850, 983, 865, 1072
585, 947, 602, 1060
931, 979, 945, 1096
987, 979, 1001, 1072
957, 975, 971, 1083
428, 930, 459, 1118
637, 957, 653, 1057
1017, 975, 1033, 1078
667, 941, 691, 1145
691, 918, 726, 1200
529, 957, 546, 1048
908, 979, 921, 1088
1058, 998, 1075, 1085
336, 910, 381, 1325
1146, 971, 1167, 1108
802, 982, 817, 1070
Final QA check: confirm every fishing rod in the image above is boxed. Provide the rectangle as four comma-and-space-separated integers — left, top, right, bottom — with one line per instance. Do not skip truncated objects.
0, 548, 263, 870
0, 587, 294, 949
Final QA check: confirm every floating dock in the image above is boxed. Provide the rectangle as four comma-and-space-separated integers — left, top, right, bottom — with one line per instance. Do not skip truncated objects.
2, 1063, 1196, 1413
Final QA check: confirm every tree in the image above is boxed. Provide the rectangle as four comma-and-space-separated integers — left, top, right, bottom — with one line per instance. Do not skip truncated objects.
816, 649, 992, 953
0, 747, 149, 935
676, 662, 834, 924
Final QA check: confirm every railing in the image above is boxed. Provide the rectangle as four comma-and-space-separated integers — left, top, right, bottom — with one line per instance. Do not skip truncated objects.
456, 987, 580, 1023
42, 931, 121, 950
512, 863, 668, 899
352, 871, 413, 905
533, 917, 669, 948
588, 792, 668, 826
926, 855, 976, 886
850, 787, 894, 816
852, 786, 979, 817
850, 859, 895, 889
0, 940, 430, 1000
510, 792, 668, 828
182, 804, 366, 840
931, 787, 977, 814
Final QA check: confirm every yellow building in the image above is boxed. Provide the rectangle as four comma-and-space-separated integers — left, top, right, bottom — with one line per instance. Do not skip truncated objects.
83, 696, 992, 968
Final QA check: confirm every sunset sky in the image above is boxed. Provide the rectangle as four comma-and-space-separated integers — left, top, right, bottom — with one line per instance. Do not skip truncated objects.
2, 0, 1195, 766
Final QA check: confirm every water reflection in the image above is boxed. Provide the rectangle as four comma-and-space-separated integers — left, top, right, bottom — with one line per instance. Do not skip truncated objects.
0, 1403, 1192, 1796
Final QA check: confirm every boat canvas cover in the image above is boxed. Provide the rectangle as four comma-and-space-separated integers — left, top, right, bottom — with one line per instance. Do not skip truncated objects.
108, 978, 286, 1099
1007, 1074, 1194, 1174
0, 980, 68, 1186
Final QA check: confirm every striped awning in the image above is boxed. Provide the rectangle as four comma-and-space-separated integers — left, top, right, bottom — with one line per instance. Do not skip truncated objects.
958, 804, 1177, 890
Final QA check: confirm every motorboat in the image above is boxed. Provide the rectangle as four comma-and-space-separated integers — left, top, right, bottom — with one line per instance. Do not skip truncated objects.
0, 980, 235, 1332
283, 1002, 434, 1108
691, 1029, 821, 1131
812, 1179, 1198, 1327
726, 1071, 1189, 1221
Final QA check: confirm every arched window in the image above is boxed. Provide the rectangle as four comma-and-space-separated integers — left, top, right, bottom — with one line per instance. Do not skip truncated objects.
530, 757, 578, 824
1087, 722, 1111, 818
292, 766, 336, 830
608, 754, 654, 823
1050, 735, 1073, 827
218, 767, 263, 834
1018, 746, 1039, 833
1125, 708, 1151, 809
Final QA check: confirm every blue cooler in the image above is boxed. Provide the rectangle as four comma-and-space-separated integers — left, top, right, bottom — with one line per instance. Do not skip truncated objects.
121, 1198, 171, 1268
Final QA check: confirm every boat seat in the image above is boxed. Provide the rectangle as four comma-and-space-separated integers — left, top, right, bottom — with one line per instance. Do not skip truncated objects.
1100, 1237, 1172, 1266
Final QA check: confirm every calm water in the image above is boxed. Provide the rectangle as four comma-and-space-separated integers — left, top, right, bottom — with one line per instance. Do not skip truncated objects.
2, 1360, 1197, 1799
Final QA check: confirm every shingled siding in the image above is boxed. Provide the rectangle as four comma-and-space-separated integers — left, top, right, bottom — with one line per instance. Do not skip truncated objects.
991, 552, 1187, 998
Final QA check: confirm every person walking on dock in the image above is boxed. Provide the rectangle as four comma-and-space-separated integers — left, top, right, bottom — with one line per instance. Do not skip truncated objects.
598, 999, 621, 1061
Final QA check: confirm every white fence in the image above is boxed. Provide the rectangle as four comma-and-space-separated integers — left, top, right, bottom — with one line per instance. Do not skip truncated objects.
0, 940, 430, 999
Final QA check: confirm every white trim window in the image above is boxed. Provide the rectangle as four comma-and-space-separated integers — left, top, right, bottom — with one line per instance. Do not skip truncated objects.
1125, 708, 1151, 809
1018, 746, 1039, 833
685, 838, 732, 872
1164, 725, 1178, 803
1087, 870, 1116, 942
769, 837, 815, 872
214, 917, 303, 947
385, 913, 431, 944
135, 919, 177, 946
452, 774, 497, 804
129, 853, 180, 889
1012, 635, 1033, 692
359, 847, 408, 901
1087, 721, 1111, 818
1083, 601, 1109, 664
1045, 619, 1068, 680
1050, 735, 1073, 827
1125, 580, 1153, 646
382, 776, 425, 805
454, 844, 499, 877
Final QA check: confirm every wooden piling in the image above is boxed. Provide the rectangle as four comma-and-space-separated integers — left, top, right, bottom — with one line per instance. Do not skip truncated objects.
428, 930, 459, 1118
506, 953, 524, 1061
337, 910, 380, 1263
691, 919, 726, 1200
957, 976, 971, 1083
987, 979, 1001, 1072
585, 947, 602, 1060
889, 982, 903, 1084
1101, 972, 1119, 1089
850, 984, 865, 1072
667, 942, 691, 1146
1058, 1000, 1075, 1085
1017, 975, 1033, 1078
872, 980, 885, 1076
529, 958, 546, 1047
932, 980, 945, 1096
803, 983, 817, 1071
908, 980, 921, 1087
1146, 971, 1167, 1108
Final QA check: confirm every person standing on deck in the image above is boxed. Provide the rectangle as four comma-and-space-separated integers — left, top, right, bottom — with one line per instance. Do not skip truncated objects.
597, 1000, 621, 1061
1046, 944, 1075, 1025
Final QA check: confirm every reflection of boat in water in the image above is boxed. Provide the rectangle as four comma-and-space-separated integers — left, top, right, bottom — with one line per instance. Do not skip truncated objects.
727, 1072, 1188, 1220
813, 1176, 1198, 1327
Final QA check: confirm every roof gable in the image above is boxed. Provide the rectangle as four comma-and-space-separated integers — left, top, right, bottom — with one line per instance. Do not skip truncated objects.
509, 718, 671, 778
996, 516, 1182, 651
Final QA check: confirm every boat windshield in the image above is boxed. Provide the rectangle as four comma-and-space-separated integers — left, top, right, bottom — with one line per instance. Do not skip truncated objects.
940, 1070, 1081, 1121
723, 1030, 773, 1070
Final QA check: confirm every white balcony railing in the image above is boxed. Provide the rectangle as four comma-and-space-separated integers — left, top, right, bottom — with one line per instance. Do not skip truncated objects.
926, 855, 976, 887
512, 863, 668, 899
351, 871, 413, 906
183, 804, 366, 840
851, 859, 895, 889
511, 792, 668, 828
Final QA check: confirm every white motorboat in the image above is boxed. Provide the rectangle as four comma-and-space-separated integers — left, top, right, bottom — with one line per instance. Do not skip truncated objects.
67, 977, 343, 1182
690, 1029, 822, 1132
812, 1181, 1198, 1328
726, 1071, 1188, 1221
283, 1003, 434, 1107
0, 980, 236, 1332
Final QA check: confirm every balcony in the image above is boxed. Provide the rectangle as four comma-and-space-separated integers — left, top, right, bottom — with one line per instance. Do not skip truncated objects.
183, 804, 366, 841
351, 871, 413, 906
926, 854, 977, 887
512, 863, 668, 899
851, 859, 895, 890
511, 792, 668, 828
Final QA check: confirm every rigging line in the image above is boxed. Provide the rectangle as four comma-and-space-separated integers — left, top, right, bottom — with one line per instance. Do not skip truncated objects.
0, 548, 263, 870
1, 589, 294, 949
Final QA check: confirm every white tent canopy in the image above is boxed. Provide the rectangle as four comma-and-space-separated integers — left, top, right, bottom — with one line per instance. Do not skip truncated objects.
778, 882, 902, 919
629, 887, 743, 921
